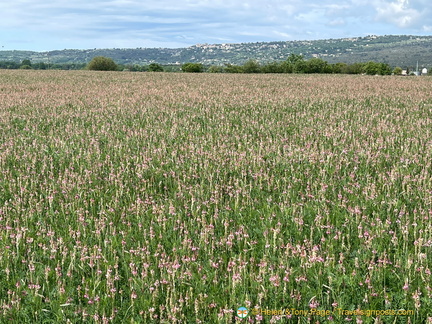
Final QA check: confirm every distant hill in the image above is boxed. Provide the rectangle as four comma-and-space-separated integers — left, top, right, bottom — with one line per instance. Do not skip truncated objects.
1, 35, 432, 69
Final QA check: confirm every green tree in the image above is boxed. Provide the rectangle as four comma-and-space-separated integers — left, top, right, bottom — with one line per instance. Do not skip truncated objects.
345, 63, 364, 74
19, 64, 32, 70
286, 54, 304, 65
393, 66, 403, 75
242, 59, 261, 73
363, 61, 379, 75
379, 63, 392, 75
20, 59, 32, 69
181, 63, 204, 73
261, 62, 284, 73
279, 61, 293, 73
285, 54, 306, 73
363, 61, 391, 75
208, 65, 224, 73
87, 56, 118, 71
331, 62, 348, 74
304, 58, 329, 73
224, 64, 243, 73
293, 59, 307, 73
33, 62, 47, 70
0, 61, 20, 69
21, 59, 32, 67
148, 63, 164, 72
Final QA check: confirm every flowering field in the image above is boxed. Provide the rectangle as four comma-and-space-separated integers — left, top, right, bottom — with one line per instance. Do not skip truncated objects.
0, 70, 431, 323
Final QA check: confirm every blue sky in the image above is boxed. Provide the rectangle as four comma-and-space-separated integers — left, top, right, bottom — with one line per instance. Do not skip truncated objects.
1, 0, 431, 51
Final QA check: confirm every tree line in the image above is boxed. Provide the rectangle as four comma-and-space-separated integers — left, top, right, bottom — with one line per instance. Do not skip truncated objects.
0, 55, 424, 75
0, 59, 87, 70
185, 55, 395, 75
0, 57, 174, 72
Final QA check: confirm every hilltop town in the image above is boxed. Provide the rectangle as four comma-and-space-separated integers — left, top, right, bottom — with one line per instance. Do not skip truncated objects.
1, 35, 431, 69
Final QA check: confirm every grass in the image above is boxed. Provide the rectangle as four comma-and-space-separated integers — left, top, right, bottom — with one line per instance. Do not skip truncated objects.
0, 70, 431, 323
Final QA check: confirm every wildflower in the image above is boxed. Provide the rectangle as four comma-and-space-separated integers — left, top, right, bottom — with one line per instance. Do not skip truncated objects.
309, 299, 319, 309
412, 289, 422, 309
403, 280, 409, 291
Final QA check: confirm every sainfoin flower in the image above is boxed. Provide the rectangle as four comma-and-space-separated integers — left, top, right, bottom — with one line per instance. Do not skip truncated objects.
1, 71, 431, 322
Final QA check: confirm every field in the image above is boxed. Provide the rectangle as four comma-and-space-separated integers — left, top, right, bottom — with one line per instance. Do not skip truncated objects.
0, 70, 431, 323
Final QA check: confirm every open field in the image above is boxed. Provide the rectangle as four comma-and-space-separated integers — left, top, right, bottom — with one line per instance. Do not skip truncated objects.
0, 71, 431, 323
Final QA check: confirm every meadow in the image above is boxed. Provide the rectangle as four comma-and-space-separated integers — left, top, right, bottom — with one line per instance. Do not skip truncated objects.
0, 70, 431, 323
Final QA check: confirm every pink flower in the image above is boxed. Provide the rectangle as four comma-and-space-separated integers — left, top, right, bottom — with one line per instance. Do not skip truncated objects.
309, 299, 319, 309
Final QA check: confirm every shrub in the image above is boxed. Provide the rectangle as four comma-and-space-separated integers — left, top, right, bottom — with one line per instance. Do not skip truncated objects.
242, 59, 261, 73
148, 63, 164, 72
181, 63, 204, 73
393, 67, 403, 75
208, 65, 224, 73
87, 56, 118, 71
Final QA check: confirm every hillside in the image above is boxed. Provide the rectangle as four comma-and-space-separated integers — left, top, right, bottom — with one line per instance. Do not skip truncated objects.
1, 35, 431, 69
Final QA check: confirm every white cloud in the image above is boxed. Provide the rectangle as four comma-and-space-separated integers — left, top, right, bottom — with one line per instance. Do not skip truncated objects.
375, 0, 418, 27
0, 0, 431, 50
373, 0, 431, 28
327, 19, 346, 26
273, 31, 294, 39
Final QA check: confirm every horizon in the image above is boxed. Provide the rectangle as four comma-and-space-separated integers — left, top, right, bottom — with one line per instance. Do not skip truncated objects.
1, 34, 430, 53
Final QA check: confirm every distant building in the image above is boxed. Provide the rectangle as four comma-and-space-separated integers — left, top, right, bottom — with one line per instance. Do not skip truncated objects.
422, 68, 428, 75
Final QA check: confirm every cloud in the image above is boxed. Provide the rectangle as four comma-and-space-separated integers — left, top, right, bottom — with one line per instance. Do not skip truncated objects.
327, 19, 346, 27
375, 0, 419, 27
373, 0, 432, 28
0, 0, 431, 50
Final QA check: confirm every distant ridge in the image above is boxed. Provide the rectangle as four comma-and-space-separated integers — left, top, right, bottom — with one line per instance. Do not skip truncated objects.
1, 35, 432, 69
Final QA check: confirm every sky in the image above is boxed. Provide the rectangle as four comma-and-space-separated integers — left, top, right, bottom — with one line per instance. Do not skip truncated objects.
0, 0, 431, 51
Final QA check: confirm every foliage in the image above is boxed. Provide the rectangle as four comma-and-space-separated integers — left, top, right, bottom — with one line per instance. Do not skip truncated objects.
0, 55, 423, 77
21, 59, 32, 67
362, 61, 392, 75
393, 66, 403, 75
242, 59, 261, 73
181, 62, 204, 72
0, 61, 20, 69
87, 56, 118, 71
304, 58, 330, 73
0, 61, 85, 70
286, 53, 304, 65
260, 62, 284, 73
343, 62, 365, 74
32, 62, 48, 70
119, 64, 145, 72
148, 63, 164, 72
208, 65, 224, 73
162, 65, 182, 72
279, 60, 293, 73
223, 63, 243, 73
331, 62, 347, 74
